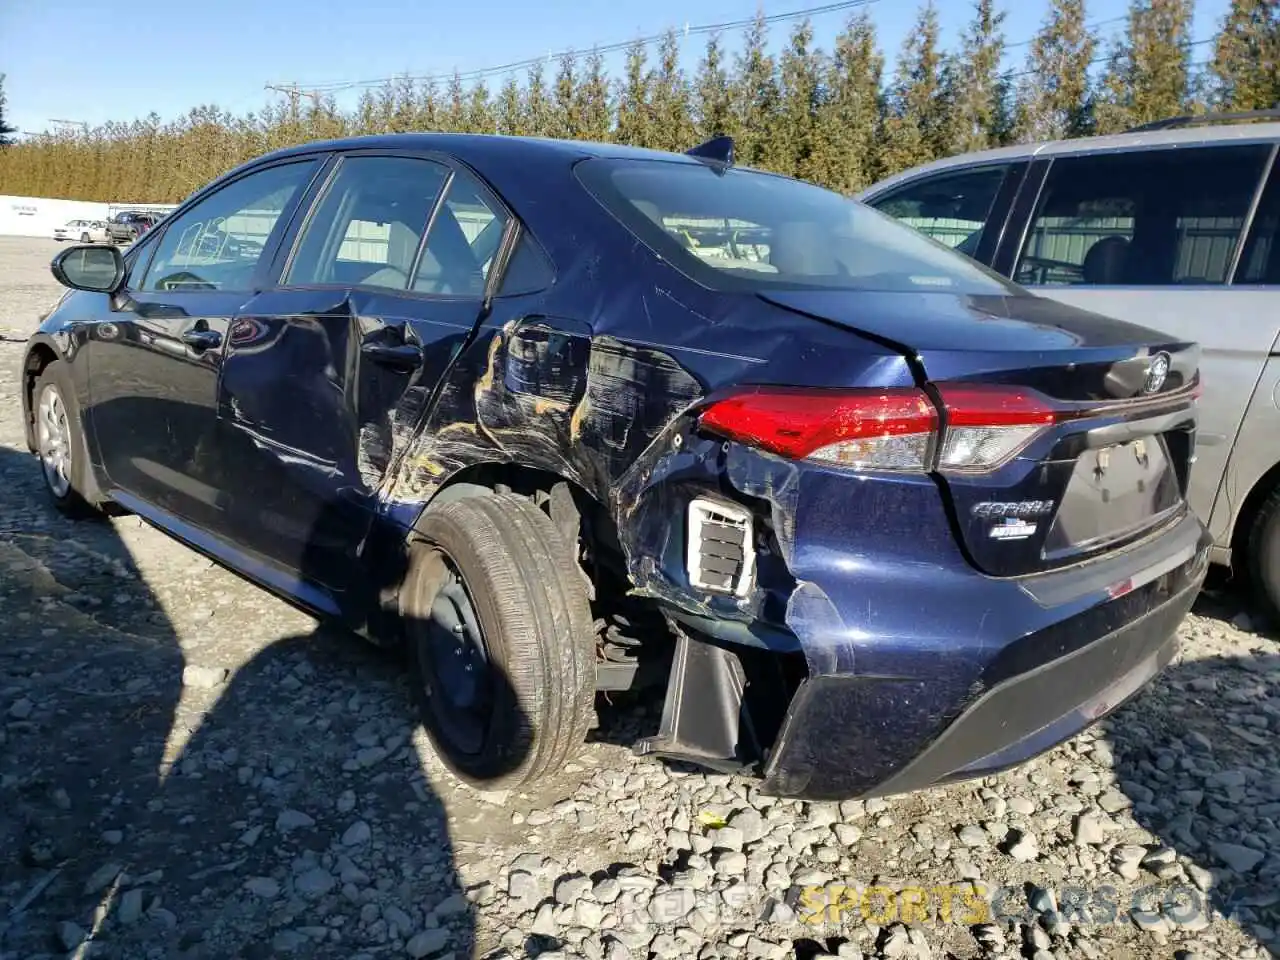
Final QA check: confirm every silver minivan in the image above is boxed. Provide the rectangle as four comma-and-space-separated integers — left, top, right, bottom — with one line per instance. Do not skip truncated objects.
859, 111, 1280, 623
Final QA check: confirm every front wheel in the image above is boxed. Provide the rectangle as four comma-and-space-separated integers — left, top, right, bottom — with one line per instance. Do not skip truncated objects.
32, 362, 102, 519
401, 493, 595, 790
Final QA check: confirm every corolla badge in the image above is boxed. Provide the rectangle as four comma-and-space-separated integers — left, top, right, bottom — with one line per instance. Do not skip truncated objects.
1143, 352, 1171, 394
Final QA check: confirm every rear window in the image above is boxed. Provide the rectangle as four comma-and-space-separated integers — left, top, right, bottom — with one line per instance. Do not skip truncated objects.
575, 158, 1017, 295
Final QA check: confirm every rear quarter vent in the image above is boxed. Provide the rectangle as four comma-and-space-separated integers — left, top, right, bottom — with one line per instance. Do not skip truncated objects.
687, 498, 756, 597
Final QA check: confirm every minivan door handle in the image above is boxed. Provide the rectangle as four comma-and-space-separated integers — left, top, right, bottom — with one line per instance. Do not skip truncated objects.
181, 328, 222, 351
361, 341, 423, 370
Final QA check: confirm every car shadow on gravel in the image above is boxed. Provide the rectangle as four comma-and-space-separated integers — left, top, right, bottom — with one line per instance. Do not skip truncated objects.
1102, 616, 1280, 945
0, 442, 501, 960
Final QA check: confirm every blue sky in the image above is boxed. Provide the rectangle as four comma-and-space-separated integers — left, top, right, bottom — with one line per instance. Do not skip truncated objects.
1, 0, 1231, 137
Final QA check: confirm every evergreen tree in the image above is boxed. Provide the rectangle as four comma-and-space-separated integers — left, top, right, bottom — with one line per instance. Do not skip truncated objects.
693, 32, 735, 141
524, 61, 554, 138
495, 75, 525, 136
414, 79, 442, 132
554, 52, 581, 140
1095, 0, 1195, 132
776, 20, 826, 181
879, 1, 948, 175
1015, 0, 1097, 141
1209, 0, 1280, 110
733, 11, 782, 170
616, 39, 653, 147
443, 72, 467, 133
0, 75, 17, 146
649, 30, 694, 153
950, 0, 1008, 152
577, 49, 612, 142
467, 80, 495, 134
817, 12, 884, 192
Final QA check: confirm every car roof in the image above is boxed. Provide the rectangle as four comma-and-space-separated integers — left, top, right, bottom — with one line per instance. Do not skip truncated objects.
861, 120, 1280, 196
240, 132, 713, 170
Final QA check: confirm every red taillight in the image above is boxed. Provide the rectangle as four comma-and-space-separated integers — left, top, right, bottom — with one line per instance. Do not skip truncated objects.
698, 387, 938, 471
698, 383, 1064, 473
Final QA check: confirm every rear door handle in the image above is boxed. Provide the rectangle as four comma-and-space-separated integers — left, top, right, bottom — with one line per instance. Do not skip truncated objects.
181, 329, 222, 350
362, 341, 423, 370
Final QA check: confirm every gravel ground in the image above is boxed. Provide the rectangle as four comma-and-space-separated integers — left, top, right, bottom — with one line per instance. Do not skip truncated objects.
1, 234, 1278, 960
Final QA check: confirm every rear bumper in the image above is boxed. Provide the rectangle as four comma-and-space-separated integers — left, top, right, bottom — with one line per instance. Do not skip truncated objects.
758, 513, 1210, 800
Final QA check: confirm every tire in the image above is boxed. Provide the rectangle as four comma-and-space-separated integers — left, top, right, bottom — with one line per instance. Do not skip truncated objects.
31, 361, 103, 519
1246, 485, 1280, 628
401, 493, 595, 790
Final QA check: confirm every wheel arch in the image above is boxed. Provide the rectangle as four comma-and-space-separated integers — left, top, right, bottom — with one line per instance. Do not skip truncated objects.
406, 460, 616, 554
21, 338, 64, 453
1230, 457, 1280, 567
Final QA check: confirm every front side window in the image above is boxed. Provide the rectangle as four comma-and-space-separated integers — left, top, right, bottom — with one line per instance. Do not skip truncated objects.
141, 160, 318, 292
1015, 144, 1271, 287
868, 165, 1012, 258
576, 158, 1016, 295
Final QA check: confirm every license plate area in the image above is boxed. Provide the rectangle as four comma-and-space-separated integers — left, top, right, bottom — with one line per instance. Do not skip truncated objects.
1042, 437, 1182, 559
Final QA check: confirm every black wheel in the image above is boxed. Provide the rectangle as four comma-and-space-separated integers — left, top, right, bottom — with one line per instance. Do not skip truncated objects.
32, 362, 103, 519
402, 493, 594, 789
1246, 485, 1280, 628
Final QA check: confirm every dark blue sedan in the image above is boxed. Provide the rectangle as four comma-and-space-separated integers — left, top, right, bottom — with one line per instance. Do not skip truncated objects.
21, 133, 1209, 799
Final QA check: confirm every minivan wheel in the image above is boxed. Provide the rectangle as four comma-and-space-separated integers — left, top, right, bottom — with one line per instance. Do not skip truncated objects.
1246, 486, 1280, 629
402, 493, 595, 789
33, 362, 101, 519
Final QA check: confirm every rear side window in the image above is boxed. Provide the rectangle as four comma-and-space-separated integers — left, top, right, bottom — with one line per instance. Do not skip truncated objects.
576, 158, 1016, 295
412, 170, 511, 297
1014, 145, 1271, 287
286, 156, 450, 292
868, 165, 1012, 258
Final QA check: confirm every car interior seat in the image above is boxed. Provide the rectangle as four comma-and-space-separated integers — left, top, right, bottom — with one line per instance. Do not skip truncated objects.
1081, 236, 1131, 285
769, 221, 845, 276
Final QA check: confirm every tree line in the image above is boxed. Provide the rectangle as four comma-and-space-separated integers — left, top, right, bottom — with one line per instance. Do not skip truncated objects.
1, 0, 1278, 204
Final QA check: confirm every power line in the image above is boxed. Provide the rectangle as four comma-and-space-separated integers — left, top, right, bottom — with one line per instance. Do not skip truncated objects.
291, 0, 882, 95
264, 82, 325, 110
1004, 15, 1126, 52
1001, 36, 1216, 82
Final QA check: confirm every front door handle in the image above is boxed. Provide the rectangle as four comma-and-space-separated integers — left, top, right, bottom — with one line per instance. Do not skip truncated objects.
181, 328, 222, 351
362, 341, 423, 370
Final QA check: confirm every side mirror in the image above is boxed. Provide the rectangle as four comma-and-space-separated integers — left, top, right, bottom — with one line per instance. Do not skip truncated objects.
51, 244, 125, 294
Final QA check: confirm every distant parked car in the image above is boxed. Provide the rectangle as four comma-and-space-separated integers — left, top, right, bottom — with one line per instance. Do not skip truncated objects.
53, 219, 108, 243
105, 211, 159, 244
23, 132, 1208, 801
860, 108, 1280, 625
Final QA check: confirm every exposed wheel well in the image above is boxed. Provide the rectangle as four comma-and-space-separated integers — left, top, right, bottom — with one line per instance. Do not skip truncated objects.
421, 463, 674, 693
22, 343, 60, 452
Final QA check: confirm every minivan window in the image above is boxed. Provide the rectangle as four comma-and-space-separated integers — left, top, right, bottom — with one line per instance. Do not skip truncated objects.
869, 164, 1013, 257
1015, 144, 1271, 287
1237, 159, 1280, 285
576, 158, 1018, 296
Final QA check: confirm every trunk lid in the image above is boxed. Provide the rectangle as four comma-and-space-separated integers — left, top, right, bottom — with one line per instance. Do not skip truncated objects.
759, 289, 1201, 577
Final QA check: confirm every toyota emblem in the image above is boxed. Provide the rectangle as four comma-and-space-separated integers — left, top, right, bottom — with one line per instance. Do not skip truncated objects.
1142, 352, 1171, 394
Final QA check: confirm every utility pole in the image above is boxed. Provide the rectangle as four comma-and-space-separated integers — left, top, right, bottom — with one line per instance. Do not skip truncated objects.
264, 83, 323, 110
